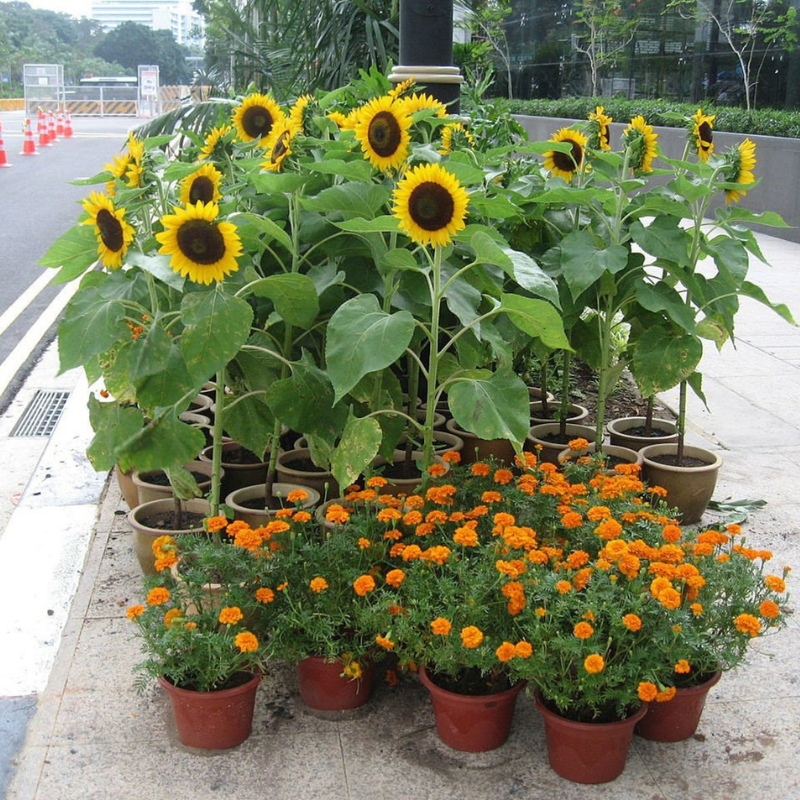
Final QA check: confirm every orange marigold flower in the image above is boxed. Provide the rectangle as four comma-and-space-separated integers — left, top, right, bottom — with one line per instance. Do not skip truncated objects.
402, 544, 423, 561
453, 526, 479, 547
573, 621, 594, 639
163, 608, 182, 628
234, 528, 263, 550
535, 607, 547, 617
274, 508, 294, 518
460, 626, 484, 649
595, 518, 623, 540
366, 476, 388, 488
515, 641, 533, 658
584, 654, 605, 674
403, 510, 423, 526
388, 603, 404, 615
496, 559, 527, 578
430, 617, 452, 636
441, 450, 461, 464
568, 438, 590, 451
561, 511, 584, 528
622, 613, 642, 631
573, 567, 593, 591
689, 602, 703, 616
390, 542, 406, 557
734, 613, 761, 637
264, 519, 291, 535
353, 575, 376, 596
765, 575, 786, 593
126, 604, 145, 620
375, 634, 395, 650
146, 587, 170, 606
286, 489, 309, 503
482, 490, 503, 503
759, 600, 780, 619
325, 504, 351, 524
566, 550, 590, 569
310, 577, 329, 593
494, 512, 516, 527
276, 581, 288, 591
638, 681, 658, 702
256, 587, 275, 603
384, 528, 403, 541
603, 540, 629, 561
342, 660, 362, 680
674, 659, 691, 674
151, 534, 176, 558
377, 507, 402, 522
662, 524, 682, 543
154, 553, 178, 572
205, 516, 228, 533
471, 462, 491, 476
427, 463, 448, 477
425, 510, 448, 524
422, 545, 452, 565
385, 569, 406, 588
218, 606, 244, 625
556, 580, 573, 594
658, 588, 682, 610
496, 641, 517, 662
493, 468, 514, 485
466, 505, 489, 519
655, 687, 677, 703
587, 505, 611, 521
226, 520, 250, 537
293, 510, 312, 523
658, 544, 686, 564
235, 631, 259, 653
502, 525, 537, 550
617, 554, 641, 580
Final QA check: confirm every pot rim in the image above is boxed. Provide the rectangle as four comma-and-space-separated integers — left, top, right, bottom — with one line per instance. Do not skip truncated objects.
639, 443, 723, 473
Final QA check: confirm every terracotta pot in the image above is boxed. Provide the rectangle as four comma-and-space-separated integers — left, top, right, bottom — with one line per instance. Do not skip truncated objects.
445, 418, 516, 465
200, 441, 273, 497
528, 386, 555, 403
639, 443, 723, 524
529, 400, 589, 425
187, 392, 214, 420
419, 667, 525, 752
276, 448, 339, 499
114, 465, 140, 509
606, 416, 679, 452
132, 460, 217, 506
526, 422, 596, 465
159, 673, 260, 749
128, 497, 210, 576
381, 452, 447, 496
296, 656, 375, 711
635, 671, 722, 742
534, 691, 647, 784
225, 482, 320, 527
179, 411, 213, 447
557, 442, 643, 468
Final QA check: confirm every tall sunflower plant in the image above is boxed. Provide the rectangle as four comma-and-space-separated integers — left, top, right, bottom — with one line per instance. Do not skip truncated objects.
521, 106, 794, 455
40, 76, 571, 512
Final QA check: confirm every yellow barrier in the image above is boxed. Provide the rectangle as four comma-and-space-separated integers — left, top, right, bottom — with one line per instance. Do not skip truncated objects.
0, 99, 25, 111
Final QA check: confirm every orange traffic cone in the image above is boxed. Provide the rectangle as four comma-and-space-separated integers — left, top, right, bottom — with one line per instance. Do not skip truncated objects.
64, 110, 74, 138
38, 109, 50, 147
48, 111, 57, 143
20, 119, 38, 156
56, 110, 65, 137
0, 122, 12, 168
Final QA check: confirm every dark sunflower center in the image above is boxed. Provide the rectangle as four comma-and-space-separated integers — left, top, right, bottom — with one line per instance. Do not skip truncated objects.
176, 219, 226, 265
242, 105, 274, 139
271, 131, 290, 163
408, 181, 454, 231
188, 176, 215, 204
368, 110, 402, 157
698, 121, 712, 145
552, 139, 583, 171
96, 208, 124, 252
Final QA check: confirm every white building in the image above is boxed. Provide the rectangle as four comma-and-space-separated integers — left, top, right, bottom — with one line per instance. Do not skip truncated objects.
91, 0, 204, 45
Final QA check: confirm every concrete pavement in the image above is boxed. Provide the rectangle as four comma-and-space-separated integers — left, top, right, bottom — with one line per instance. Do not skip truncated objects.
3, 230, 800, 800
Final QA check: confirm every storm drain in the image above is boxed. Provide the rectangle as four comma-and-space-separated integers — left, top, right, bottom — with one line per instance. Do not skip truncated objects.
10, 390, 70, 437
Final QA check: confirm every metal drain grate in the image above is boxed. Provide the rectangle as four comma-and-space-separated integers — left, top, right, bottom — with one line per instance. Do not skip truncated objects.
10, 390, 71, 437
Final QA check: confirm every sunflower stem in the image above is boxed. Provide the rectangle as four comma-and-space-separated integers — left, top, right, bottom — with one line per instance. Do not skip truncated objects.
422, 246, 444, 470
209, 369, 225, 520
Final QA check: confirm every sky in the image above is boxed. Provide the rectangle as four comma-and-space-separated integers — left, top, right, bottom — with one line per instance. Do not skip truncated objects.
23, 0, 95, 19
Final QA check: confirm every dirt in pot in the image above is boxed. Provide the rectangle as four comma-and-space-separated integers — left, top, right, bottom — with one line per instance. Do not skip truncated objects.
137, 511, 207, 530
647, 453, 711, 468
138, 470, 209, 486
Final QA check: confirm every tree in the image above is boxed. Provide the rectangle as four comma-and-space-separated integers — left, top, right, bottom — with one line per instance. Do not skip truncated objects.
460, 1, 516, 98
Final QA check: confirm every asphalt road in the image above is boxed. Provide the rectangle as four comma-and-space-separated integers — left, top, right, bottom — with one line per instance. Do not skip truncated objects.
0, 112, 136, 407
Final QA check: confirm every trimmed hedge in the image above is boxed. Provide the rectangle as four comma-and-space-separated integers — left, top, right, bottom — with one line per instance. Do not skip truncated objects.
501, 97, 800, 140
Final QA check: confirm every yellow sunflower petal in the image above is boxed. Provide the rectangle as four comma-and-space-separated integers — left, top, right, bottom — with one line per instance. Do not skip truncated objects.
353, 95, 412, 172
232, 93, 286, 143
81, 191, 135, 270
543, 128, 588, 182
179, 163, 223, 206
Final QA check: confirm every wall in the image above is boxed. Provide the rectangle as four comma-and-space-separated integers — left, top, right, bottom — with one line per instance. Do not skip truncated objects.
514, 115, 800, 244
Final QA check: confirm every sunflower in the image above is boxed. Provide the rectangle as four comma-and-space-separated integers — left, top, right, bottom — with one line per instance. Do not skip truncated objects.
82, 191, 135, 269
392, 162, 469, 248
126, 133, 144, 165
622, 116, 658, 173
388, 77, 416, 99
543, 128, 588, 182
198, 123, 233, 161
439, 122, 475, 155
155, 202, 242, 285
723, 138, 757, 204
353, 95, 412, 172
587, 106, 613, 151
400, 92, 447, 118
328, 107, 360, 131
178, 163, 223, 206
289, 94, 313, 134
262, 119, 298, 172
691, 109, 715, 162
231, 93, 286, 143
104, 153, 130, 195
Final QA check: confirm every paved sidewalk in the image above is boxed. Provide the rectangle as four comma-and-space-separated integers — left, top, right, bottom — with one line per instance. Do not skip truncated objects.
4, 231, 800, 800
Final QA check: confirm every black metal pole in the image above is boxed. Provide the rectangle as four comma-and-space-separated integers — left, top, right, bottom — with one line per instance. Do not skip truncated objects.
390, 0, 463, 111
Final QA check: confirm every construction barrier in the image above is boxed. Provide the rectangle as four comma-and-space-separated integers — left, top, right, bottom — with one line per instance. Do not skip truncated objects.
0, 98, 25, 112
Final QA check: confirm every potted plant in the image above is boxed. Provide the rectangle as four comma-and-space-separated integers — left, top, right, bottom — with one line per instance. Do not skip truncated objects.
126, 532, 267, 749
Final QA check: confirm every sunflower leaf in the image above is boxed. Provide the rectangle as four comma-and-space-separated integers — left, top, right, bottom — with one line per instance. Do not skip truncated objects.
499, 293, 571, 350
249, 273, 320, 329
330, 412, 382, 491
306, 159, 375, 181
39, 224, 98, 282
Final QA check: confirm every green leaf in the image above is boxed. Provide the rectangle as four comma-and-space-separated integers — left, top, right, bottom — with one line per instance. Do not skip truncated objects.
740, 280, 796, 326
448, 369, 530, 443
222, 394, 276, 458
116, 410, 206, 474
181, 290, 254, 383
326, 294, 415, 402
635, 281, 696, 333
303, 182, 390, 217
667, 174, 713, 203
443, 160, 486, 185
165, 465, 203, 500
504, 248, 560, 306
718, 207, 790, 228
58, 286, 128, 372
229, 212, 293, 252
381, 248, 422, 272
467, 193, 521, 219
125, 251, 185, 290
251, 172, 308, 194
500, 293, 570, 350
85, 397, 145, 471
39, 224, 98, 283
306, 158, 375, 181
631, 330, 703, 395
330, 413, 382, 490
333, 215, 400, 234
467, 230, 512, 268
630, 217, 691, 264
249, 273, 320, 329
135, 343, 196, 410
559, 231, 628, 299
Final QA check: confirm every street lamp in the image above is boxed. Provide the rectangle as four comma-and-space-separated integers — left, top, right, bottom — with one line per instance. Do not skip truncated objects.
388, 0, 464, 111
